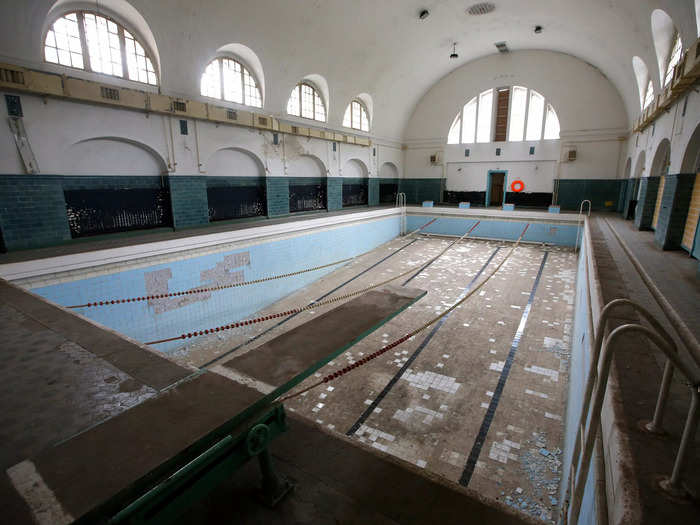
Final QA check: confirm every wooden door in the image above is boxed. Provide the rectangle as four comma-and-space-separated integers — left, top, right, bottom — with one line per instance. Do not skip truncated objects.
490, 172, 505, 206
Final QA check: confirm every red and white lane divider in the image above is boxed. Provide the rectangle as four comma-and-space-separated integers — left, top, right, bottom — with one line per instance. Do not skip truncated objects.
143, 220, 478, 346
276, 223, 530, 403
67, 218, 439, 310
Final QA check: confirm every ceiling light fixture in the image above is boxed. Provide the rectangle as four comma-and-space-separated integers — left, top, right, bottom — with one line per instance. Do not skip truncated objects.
450, 43, 459, 59
419, 9, 430, 20
534, 25, 543, 34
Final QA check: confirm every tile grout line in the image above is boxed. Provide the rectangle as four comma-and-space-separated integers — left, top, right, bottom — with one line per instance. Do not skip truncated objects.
459, 250, 549, 487
346, 246, 502, 436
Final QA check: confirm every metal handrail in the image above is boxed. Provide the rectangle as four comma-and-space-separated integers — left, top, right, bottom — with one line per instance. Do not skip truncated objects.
566, 310, 700, 525
395, 192, 407, 235
574, 200, 592, 252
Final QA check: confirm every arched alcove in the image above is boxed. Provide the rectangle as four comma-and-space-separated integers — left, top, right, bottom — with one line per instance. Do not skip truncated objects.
380, 162, 399, 179
205, 147, 265, 177
64, 137, 167, 174
344, 158, 369, 178
681, 122, 700, 173
650, 139, 671, 177
288, 154, 327, 212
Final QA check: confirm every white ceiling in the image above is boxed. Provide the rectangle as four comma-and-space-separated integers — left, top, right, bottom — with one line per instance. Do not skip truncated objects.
0, 0, 697, 141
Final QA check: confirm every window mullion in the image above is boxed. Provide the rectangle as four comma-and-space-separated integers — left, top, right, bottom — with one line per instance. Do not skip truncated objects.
523, 89, 530, 141
219, 58, 224, 101
118, 26, 128, 79
240, 63, 245, 105
77, 12, 91, 73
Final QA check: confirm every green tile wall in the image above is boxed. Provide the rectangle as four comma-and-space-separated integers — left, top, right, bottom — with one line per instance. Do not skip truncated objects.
327, 177, 342, 211
168, 176, 208, 229
654, 173, 696, 250
634, 177, 659, 230
399, 178, 443, 204
266, 177, 290, 216
556, 179, 624, 211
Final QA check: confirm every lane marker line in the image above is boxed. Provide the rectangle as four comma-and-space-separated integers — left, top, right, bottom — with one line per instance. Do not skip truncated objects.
459, 250, 549, 487
346, 246, 501, 436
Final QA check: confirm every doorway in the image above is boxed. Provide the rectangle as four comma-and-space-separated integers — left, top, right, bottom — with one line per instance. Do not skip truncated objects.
487, 171, 507, 207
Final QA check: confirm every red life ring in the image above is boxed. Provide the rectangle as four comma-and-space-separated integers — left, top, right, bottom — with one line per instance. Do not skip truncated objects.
511, 180, 525, 193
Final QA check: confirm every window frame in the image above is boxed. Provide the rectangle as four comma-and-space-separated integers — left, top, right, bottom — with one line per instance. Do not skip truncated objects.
447, 86, 558, 145
287, 81, 327, 122
643, 79, 655, 109
343, 99, 370, 132
664, 33, 682, 87
200, 55, 263, 108
43, 10, 159, 86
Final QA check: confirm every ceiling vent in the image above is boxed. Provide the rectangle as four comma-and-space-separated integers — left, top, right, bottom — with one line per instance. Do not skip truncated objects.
467, 2, 495, 16
495, 41, 509, 53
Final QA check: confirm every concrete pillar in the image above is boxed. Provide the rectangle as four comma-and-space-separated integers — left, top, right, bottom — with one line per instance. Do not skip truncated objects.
634, 177, 659, 230
327, 178, 342, 211
654, 173, 696, 250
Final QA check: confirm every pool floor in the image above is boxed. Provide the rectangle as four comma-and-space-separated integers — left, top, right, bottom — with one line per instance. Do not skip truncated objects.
174, 235, 576, 523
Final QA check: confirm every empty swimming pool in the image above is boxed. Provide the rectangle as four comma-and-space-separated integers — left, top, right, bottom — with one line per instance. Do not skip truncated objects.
4, 208, 582, 523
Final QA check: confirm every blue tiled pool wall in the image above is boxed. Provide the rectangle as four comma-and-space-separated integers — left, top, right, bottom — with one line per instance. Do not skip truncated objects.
32, 215, 401, 352
406, 215, 580, 247
560, 238, 597, 525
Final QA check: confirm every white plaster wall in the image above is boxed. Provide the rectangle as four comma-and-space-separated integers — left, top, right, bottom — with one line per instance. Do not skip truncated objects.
446, 162, 556, 193
0, 91, 396, 179
402, 51, 628, 187
623, 89, 700, 177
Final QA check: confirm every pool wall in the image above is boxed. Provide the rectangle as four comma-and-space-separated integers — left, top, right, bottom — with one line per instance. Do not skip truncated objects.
26, 214, 400, 352
406, 214, 580, 246
561, 230, 598, 524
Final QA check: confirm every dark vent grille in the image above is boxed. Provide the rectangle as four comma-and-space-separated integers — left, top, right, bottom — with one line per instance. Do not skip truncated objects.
495, 41, 509, 53
467, 2, 495, 15
0, 68, 25, 85
100, 86, 120, 100
289, 182, 327, 213
227, 109, 237, 120
65, 188, 172, 238
258, 116, 268, 126
291, 126, 299, 134
172, 100, 187, 112
342, 180, 368, 207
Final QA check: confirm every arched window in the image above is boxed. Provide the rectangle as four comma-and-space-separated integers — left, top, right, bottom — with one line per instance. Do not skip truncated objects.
44, 11, 157, 85
446, 86, 560, 144
664, 33, 682, 87
287, 82, 326, 122
643, 79, 655, 109
200, 57, 262, 108
343, 99, 370, 131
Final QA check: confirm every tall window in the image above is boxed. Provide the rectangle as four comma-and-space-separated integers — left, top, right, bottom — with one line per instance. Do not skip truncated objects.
508, 86, 528, 142
287, 82, 326, 122
44, 12, 157, 85
200, 57, 262, 108
664, 34, 682, 87
476, 89, 493, 143
446, 86, 560, 144
343, 100, 370, 131
643, 79, 655, 109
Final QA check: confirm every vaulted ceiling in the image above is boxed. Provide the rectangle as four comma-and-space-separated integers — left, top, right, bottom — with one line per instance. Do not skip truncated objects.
1, 0, 696, 140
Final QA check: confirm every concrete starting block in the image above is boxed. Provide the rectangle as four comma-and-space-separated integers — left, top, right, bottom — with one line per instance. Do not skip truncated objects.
548, 205, 561, 214
422, 201, 434, 207
458, 202, 470, 209
502, 203, 515, 211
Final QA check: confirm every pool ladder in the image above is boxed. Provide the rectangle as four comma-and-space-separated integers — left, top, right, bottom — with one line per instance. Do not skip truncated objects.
396, 192, 407, 235
574, 200, 591, 252
563, 299, 700, 525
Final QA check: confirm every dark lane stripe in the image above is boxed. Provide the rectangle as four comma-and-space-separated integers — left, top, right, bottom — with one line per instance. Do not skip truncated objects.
200, 238, 420, 368
346, 246, 502, 436
459, 251, 549, 487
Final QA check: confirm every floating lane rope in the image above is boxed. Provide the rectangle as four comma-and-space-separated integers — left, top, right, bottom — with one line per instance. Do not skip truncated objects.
67, 217, 439, 310
143, 219, 479, 346
276, 223, 530, 404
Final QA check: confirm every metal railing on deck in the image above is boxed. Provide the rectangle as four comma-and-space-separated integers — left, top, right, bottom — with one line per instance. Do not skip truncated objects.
574, 200, 591, 252
562, 217, 700, 525
396, 192, 407, 235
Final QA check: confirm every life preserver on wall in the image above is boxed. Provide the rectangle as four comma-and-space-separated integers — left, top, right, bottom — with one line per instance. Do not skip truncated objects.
511, 180, 525, 193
